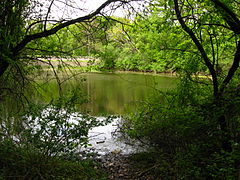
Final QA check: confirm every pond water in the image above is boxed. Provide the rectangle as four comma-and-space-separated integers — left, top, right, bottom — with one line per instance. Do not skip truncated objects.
84, 117, 141, 155
83, 72, 176, 115
37, 72, 176, 115
32, 72, 176, 155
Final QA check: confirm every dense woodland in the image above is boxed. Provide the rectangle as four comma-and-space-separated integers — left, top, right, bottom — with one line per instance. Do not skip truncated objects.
1, 0, 240, 179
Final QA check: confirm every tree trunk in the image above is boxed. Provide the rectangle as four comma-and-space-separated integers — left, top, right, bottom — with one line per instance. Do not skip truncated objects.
0, 57, 9, 78
218, 114, 232, 152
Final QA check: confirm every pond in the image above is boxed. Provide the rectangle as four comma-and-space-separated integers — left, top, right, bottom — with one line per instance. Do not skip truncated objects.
36, 72, 176, 116
30, 72, 176, 155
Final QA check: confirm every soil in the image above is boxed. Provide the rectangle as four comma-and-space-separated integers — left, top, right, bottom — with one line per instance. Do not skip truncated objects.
96, 153, 156, 180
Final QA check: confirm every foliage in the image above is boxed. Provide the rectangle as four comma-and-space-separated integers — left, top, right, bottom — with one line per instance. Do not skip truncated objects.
33, 6, 237, 75
0, 139, 106, 179
27, 19, 109, 58
0, 90, 109, 179
124, 80, 240, 178
97, 44, 120, 70
119, 0, 240, 178
1, 89, 109, 153
22, 9, 217, 74
1, 0, 240, 178
125, 87, 240, 179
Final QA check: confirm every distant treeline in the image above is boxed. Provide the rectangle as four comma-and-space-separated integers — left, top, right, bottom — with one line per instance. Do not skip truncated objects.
28, 13, 235, 74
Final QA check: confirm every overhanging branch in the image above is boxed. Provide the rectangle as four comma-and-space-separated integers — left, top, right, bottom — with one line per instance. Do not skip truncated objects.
12, 0, 122, 55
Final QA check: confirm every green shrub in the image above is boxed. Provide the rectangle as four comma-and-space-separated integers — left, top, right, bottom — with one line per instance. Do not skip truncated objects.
0, 139, 106, 179
0, 90, 109, 179
124, 88, 240, 179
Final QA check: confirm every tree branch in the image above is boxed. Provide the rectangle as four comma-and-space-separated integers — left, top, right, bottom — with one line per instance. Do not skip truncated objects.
44, 0, 55, 31
211, 0, 240, 34
220, 41, 240, 94
202, 23, 231, 30
173, 0, 219, 96
12, 0, 122, 55
210, 0, 240, 93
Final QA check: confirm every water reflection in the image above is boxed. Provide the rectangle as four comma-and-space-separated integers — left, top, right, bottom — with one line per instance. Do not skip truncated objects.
32, 72, 176, 115
82, 72, 176, 115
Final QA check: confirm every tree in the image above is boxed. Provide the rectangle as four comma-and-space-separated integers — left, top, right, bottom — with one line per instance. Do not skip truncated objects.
171, 0, 240, 152
0, 0, 143, 79
125, 1, 240, 178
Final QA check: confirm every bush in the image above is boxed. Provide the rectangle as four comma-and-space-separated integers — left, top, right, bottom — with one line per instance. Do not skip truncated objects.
124, 88, 240, 179
0, 90, 109, 179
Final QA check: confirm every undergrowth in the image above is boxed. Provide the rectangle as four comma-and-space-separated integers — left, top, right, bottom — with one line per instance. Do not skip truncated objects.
0, 139, 106, 179
124, 82, 240, 179
0, 91, 108, 179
